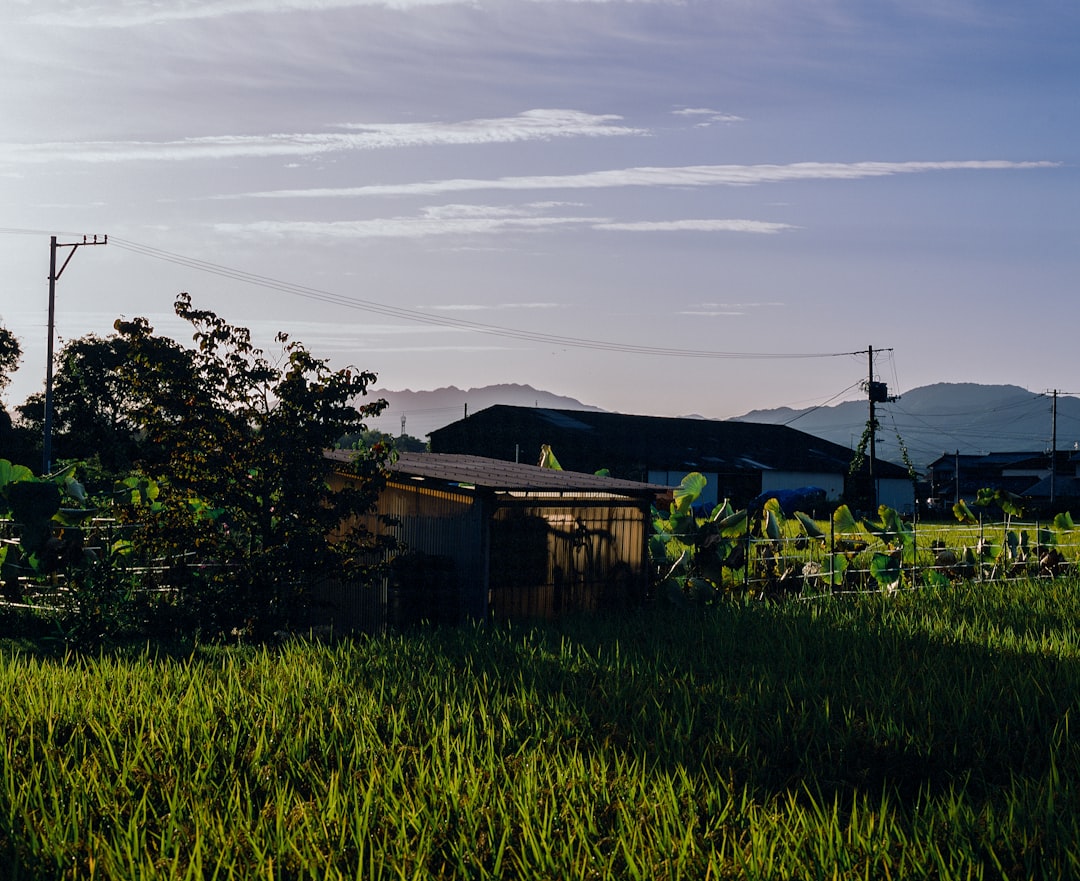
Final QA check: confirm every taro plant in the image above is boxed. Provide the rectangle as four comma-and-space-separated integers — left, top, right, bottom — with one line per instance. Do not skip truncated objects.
0, 459, 95, 598
0, 458, 155, 644
650, 472, 748, 604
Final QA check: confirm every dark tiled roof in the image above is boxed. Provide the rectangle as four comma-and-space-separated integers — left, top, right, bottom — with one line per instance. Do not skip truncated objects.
428, 405, 910, 479
325, 450, 671, 496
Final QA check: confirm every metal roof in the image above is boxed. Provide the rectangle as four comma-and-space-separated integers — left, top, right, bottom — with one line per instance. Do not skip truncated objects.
326, 450, 672, 497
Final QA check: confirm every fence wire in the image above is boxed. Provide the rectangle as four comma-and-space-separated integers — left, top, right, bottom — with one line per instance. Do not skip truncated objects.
723, 517, 1080, 599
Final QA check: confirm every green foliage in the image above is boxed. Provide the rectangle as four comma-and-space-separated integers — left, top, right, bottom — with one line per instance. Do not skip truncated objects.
107, 293, 396, 637
975, 486, 1025, 517
832, 503, 859, 533
651, 473, 750, 603
794, 510, 825, 540
0, 321, 20, 396
538, 443, 563, 470
339, 428, 427, 454
953, 498, 978, 525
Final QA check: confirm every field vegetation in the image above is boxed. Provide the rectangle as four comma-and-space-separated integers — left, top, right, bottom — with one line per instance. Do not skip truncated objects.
1, 578, 1078, 879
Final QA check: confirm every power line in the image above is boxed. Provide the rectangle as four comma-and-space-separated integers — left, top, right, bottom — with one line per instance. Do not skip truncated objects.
105, 236, 859, 361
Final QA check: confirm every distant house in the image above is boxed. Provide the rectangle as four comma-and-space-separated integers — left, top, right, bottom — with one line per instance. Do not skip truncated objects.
428, 405, 914, 514
325, 450, 670, 629
929, 450, 1080, 512
928, 451, 1076, 507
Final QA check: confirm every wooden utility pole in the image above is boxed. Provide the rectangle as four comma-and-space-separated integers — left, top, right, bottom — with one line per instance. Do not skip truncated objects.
864, 345, 895, 511
43, 234, 107, 475
1051, 389, 1058, 506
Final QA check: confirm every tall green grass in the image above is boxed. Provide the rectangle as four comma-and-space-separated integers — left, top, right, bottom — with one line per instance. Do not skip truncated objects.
2, 579, 1079, 879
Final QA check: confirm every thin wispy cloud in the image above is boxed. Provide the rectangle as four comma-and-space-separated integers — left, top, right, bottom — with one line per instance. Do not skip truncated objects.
672, 108, 744, 126
18, 0, 674, 28
215, 214, 609, 240
216, 208, 795, 240
596, 220, 795, 234
242, 160, 1058, 199
0, 111, 643, 165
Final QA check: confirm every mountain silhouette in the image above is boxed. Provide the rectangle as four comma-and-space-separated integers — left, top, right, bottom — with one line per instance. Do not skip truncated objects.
366, 383, 603, 439
735, 382, 1069, 471
366, 381, 1071, 474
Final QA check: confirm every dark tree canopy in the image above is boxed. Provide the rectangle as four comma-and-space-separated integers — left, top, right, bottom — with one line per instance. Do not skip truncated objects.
0, 323, 19, 397
114, 293, 395, 634
0, 322, 35, 468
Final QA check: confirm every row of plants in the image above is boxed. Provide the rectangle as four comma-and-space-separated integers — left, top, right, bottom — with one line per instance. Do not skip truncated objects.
651, 472, 1080, 603
1, 581, 1077, 878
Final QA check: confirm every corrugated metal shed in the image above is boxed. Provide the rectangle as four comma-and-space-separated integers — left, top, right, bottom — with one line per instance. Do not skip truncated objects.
325, 450, 672, 629
326, 449, 670, 496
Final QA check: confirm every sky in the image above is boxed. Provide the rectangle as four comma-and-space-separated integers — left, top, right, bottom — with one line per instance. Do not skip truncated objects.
0, 0, 1077, 439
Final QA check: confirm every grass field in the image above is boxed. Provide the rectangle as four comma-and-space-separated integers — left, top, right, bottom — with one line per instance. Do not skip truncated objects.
2, 578, 1079, 879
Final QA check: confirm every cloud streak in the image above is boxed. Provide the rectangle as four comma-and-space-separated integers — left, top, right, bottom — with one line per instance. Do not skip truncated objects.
19, 0, 675, 28
242, 160, 1059, 199
216, 208, 796, 240
596, 220, 795, 234
0, 110, 643, 165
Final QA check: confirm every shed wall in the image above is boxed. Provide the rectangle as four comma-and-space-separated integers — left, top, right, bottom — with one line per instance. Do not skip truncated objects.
375, 482, 488, 620
487, 502, 648, 621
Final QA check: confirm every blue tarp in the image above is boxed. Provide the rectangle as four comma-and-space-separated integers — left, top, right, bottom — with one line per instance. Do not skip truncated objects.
750, 486, 828, 515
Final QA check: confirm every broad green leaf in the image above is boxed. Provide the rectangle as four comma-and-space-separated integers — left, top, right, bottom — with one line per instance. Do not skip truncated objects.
870, 551, 901, 589
1054, 511, 1075, 531
0, 459, 34, 496
63, 477, 87, 504
974, 486, 1025, 517
998, 491, 1025, 517
794, 511, 825, 540
538, 444, 562, 470
708, 498, 735, 523
673, 472, 707, 513
832, 504, 858, 533
762, 507, 781, 541
648, 534, 669, 564
1038, 527, 1057, 547
823, 553, 848, 586
924, 569, 952, 588
953, 499, 978, 525
718, 509, 749, 538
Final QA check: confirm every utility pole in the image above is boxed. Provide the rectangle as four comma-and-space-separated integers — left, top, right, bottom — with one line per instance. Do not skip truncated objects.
1051, 389, 1058, 506
863, 345, 896, 511
43, 234, 107, 475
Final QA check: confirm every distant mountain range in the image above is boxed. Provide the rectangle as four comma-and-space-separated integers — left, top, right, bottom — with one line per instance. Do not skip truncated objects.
367, 383, 603, 440
368, 382, 1075, 473
734, 383, 1073, 471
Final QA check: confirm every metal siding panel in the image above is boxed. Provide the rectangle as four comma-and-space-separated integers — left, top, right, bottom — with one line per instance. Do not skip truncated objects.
487, 502, 648, 620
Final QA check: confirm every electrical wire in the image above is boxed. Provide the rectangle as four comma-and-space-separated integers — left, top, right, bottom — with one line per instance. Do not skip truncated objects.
103, 236, 860, 361
780, 382, 864, 426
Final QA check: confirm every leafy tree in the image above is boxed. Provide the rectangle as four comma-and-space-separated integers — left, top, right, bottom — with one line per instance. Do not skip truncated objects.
17, 331, 194, 475
0, 322, 36, 468
339, 428, 427, 454
0, 323, 19, 397
115, 293, 395, 636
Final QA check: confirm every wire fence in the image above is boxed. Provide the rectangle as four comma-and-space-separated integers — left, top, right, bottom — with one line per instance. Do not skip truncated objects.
721, 517, 1080, 598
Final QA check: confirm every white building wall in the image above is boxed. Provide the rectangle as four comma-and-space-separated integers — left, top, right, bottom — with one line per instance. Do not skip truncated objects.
876, 478, 915, 515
